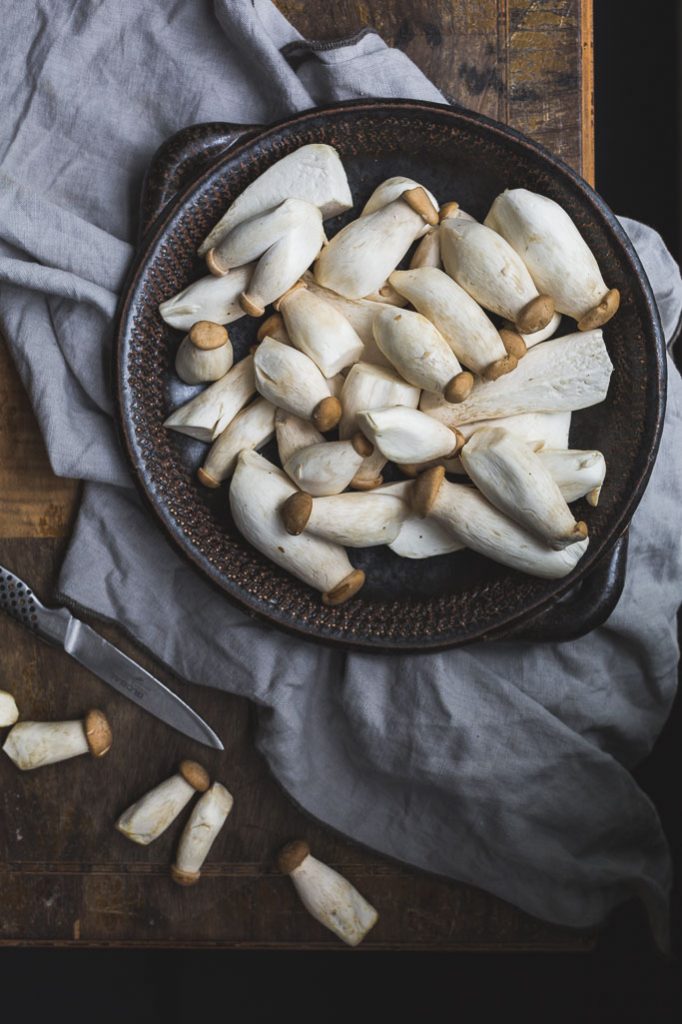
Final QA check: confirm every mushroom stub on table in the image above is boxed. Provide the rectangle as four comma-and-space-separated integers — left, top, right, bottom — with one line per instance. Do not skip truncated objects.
159, 147, 618, 603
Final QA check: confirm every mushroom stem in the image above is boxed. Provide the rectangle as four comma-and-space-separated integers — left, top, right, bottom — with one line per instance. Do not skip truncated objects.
164, 354, 255, 442
358, 406, 461, 464
158, 265, 254, 332
536, 448, 606, 506
116, 761, 209, 846
254, 338, 341, 428
372, 306, 469, 403
0, 690, 19, 728
175, 322, 234, 385
3, 710, 112, 770
275, 410, 324, 465
282, 492, 406, 547
409, 227, 441, 269
283, 439, 366, 496
199, 397, 276, 487
171, 782, 234, 886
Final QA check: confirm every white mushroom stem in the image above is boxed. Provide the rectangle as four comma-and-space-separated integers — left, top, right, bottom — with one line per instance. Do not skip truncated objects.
372, 305, 472, 403
484, 188, 620, 329
171, 782, 234, 886
282, 491, 406, 547
410, 226, 441, 269
230, 451, 364, 606
376, 482, 465, 559
254, 338, 342, 432
358, 406, 462, 464
0, 690, 19, 727
278, 840, 378, 947
460, 427, 588, 548
301, 275, 396, 367
116, 760, 210, 846
3, 710, 112, 770
256, 312, 291, 346
502, 311, 562, 349
315, 178, 439, 299
419, 330, 612, 427
536, 448, 606, 506
389, 267, 516, 379
361, 176, 439, 220
440, 218, 555, 334
207, 197, 321, 273
412, 468, 589, 579
277, 283, 364, 377
275, 409, 324, 465
284, 438, 367, 496
175, 322, 234, 385
457, 411, 572, 451
198, 143, 352, 256
158, 265, 253, 332
164, 354, 255, 442
198, 397, 276, 487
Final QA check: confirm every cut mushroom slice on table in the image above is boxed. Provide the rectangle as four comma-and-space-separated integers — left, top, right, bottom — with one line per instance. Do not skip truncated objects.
278, 840, 379, 947
164, 354, 255, 442
358, 406, 463, 464
198, 143, 352, 257
205, 199, 326, 316
0, 690, 19, 727
412, 467, 589, 579
276, 281, 364, 377
484, 188, 620, 330
230, 450, 365, 606
3, 710, 112, 770
440, 218, 555, 334
389, 267, 522, 379
158, 264, 254, 332
283, 435, 370, 496
536, 448, 606, 506
198, 397, 276, 487
419, 329, 613, 427
171, 782, 234, 886
460, 427, 588, 548
175, 321, 234, 385
372, 305, 474, 403
373, 481, 466, 559
116, 760, 210, 846
314, 176, 439, 299
254, 338, 342, 431
281, 491, 406, 546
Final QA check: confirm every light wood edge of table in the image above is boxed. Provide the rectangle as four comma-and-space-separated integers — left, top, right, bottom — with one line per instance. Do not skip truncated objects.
580, 0, 595, 186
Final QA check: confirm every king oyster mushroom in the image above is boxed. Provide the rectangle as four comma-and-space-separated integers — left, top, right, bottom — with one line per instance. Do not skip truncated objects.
198, 143, 352, 256
536, 448, 606, 506
389, 267, 522, 379
314, 176, 439, 299
500, 311, 562, 349
171, 781, 234, 886
230, 450, 365, 606
198, 397, 276, 487
256, 312, 291, 346
3, 710, 112, 770
484, 188, 620, 330
281, 491, 406, 547
440, 218, 555, 334
459, 427, 588, 548
116, 761, 210, 846
174, 321, 234, 385
407, 201, 476, 270
412, 467, 589, 579
164, 354, 255, 442
357, 406, 463, 465
158, 264, 254, 332
254, 338, 342, 432
0, 690, 19, 728
276, 281, 364, 377
375, 481, 465, 559
372, 305, 474, 403
301, 275, 396, 366
284, 435, 372, 497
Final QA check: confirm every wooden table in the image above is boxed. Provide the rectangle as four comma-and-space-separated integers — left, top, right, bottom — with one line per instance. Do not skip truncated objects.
0, 0, 597, 949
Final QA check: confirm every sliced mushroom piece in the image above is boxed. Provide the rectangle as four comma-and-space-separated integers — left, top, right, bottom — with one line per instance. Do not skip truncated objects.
198, 144, 352, 256
412, 468, 589, 578
281, 491, 405, 547
277, 282, 364, 377
536, 448, 606, 506
116, 760, 209, 846
456, 411, 572, 451
419, 330, 612, 427
284, 437, 368, 496
175, 321, 234, 385
375, 482, 466, 559
164, 354, 255, 442
0, 690, 19, 728
278, 840, 378, 947
3, 710, 112, 770
171, 782, 234, 886
198, 397, 276, 487
501, 311, 562, 349
275, 409, 324, 465
460, 427, 588, 548
230, 451, 364, 606
372, 305, 473, 403
389, 267, 517, 379
440, 218, 555, 334
358, 406, 463, 464
485, 189, 620, 329
158, 265, 253, 332
314, 178, 439, 299
254, 338, 341, 431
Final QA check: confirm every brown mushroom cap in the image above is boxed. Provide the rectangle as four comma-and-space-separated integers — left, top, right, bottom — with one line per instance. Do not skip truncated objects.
351, 431, 374, 457
84, 709, 112, 758
205, 248, 228, 277
179, 760, 210, 793
411, 465, 446, 518
498, 328, 527, 360
171, 864, 201, 887
257, 312, 285, 343
402, 186, 439, 226
438, 201, 460, 222
444, 371, 474, 404
312, 396, 342, 433
273, 280, 307, 311
577, 288, 620, 331
188, 321, 229, 351
516, 295, 555, 335
350, 474, 383, 491
322, 569, 366, 607
240, 292, 265, 318
482, 353, 518, 382
281, 492, 313, 535
197, 466, 220, 489
277, 839, 311, 874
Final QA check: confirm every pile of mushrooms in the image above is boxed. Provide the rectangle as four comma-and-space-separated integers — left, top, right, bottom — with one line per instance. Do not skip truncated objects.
160, 146, 618, 604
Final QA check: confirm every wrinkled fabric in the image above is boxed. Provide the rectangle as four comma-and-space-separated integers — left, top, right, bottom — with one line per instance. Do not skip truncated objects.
1, 0, 681, 947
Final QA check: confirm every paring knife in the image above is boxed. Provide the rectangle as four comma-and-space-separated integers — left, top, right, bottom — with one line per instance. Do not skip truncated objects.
0, 564, 223, 750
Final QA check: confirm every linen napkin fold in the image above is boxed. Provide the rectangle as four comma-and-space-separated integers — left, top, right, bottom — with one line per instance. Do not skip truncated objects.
1, 0, 681, 946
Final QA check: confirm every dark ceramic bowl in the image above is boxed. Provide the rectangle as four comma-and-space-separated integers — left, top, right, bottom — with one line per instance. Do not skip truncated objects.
114, 100, 666, 652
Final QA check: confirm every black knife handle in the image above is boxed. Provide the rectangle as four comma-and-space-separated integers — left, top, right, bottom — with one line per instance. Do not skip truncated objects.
0, 566, 40, 631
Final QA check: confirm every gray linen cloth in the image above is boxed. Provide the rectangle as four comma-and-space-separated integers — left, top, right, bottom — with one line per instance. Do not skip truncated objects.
1, 0, 681, 945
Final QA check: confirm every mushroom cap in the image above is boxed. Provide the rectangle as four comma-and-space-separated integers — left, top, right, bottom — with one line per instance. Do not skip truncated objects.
411, 465, 446, 518
278, 839, 311, 874
179, 760, 210, 792
84, 709, 113, 758
312, 396, 342, 432
257, 312, 285, 343
171, 864, 201, 887
189, 321, 229, 351
322, 568, 366, 606
282, 492, 313, 535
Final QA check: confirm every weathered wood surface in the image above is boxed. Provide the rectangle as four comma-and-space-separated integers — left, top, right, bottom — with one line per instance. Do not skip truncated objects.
0, 1, 596, 948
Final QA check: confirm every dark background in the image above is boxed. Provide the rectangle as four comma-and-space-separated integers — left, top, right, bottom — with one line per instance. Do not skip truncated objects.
1, 4, 681, 1020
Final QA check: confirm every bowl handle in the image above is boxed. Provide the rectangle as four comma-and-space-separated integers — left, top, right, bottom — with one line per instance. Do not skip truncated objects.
138, 122, 261, 242
495, 531, 629, 644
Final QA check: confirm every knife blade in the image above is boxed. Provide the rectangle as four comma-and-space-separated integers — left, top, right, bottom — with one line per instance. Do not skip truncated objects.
0, 564, 223, 750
